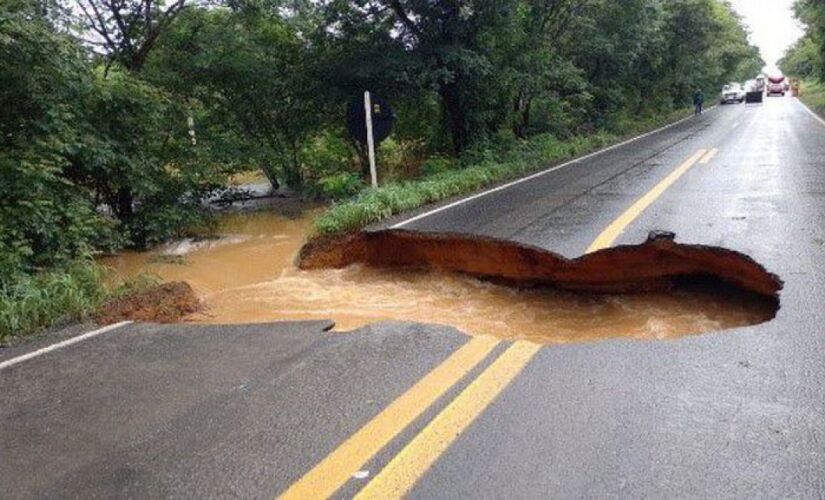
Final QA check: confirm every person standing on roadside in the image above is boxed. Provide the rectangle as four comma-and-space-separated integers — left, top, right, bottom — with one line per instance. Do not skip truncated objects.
694, 88, 705, 115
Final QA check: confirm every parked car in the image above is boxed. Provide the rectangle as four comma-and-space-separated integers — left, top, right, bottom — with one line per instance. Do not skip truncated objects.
720, 83, 745, 104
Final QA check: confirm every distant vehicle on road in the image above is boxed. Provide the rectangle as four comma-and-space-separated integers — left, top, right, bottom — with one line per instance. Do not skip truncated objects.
767, 75, 786, 97
755, 75, 766, 93
744, 79, 763, 104
720, 83, 745, 104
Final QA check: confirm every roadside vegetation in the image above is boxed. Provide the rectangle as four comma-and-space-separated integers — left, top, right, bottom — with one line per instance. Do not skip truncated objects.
796, 79, 825, 115
314, 109, 692, 235
780, 1, 825, 113
2, 0, 762, 339
0, 263, 106, 340
0, 262, 160, 341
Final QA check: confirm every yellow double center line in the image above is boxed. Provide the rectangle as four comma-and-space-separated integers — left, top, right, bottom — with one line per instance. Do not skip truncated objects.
354, 341, 540, 499
279, 335, 499, 499
586, 149, 707, 253
280, 147, 710, 499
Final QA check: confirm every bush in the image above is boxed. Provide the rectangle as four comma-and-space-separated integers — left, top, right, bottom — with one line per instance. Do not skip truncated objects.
301, 132, 362, 198
420, 155, 457, 176
315, 172, 365, 200
377, 137, 427, 182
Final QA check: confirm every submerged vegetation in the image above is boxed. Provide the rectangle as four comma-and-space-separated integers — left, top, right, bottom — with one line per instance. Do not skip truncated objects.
2, 0, 763, 338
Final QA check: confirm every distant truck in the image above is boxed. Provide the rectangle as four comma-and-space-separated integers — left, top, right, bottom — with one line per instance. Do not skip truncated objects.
744, 79, 763, 104
767, 75, 786, 97
755, 75, 766, 93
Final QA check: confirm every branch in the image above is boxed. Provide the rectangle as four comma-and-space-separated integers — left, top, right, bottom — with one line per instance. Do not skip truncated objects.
386, 0, 421, 37
77, 0, 118, 53
132, 0, 187, 69
102, 0, 136, 55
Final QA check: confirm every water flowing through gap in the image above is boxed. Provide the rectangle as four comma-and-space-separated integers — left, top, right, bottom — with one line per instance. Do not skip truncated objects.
102, 211, 780, 344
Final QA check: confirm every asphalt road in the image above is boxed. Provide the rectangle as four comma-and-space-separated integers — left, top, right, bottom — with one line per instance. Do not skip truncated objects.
3, 96, 825, 498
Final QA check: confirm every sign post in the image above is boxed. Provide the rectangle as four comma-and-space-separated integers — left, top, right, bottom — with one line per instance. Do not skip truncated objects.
364, 91, 378, 188
347, 93, 394, 188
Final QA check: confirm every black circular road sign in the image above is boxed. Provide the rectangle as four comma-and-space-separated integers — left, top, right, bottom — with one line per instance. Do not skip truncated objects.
347, 95, 394, 144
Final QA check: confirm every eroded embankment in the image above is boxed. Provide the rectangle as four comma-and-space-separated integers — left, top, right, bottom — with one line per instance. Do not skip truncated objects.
96, 282, 200, 325
299, 230, 782, 300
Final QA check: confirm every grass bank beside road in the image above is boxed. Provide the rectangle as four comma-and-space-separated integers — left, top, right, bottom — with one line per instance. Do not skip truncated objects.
312, 109, 694, 236
799, 79, 825, 117
0, 262, 108, 342
0, 261, 159, 343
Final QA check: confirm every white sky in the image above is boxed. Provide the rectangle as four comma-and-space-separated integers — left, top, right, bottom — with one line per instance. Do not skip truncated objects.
729, 0, 805, 74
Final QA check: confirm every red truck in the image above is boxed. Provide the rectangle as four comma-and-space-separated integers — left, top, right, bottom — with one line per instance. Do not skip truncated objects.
767, 75, 786, 97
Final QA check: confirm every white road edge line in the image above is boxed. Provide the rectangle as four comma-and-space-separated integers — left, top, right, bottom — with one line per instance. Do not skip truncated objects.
0, 321, 132, 371
796, 98, 825, 128
391, 108, 715, 228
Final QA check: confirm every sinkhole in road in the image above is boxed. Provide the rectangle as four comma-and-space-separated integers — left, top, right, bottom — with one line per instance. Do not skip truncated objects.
103, 211, 781, 344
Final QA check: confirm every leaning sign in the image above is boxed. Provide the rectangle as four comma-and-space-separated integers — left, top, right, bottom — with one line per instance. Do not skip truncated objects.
347, 93, 394, 187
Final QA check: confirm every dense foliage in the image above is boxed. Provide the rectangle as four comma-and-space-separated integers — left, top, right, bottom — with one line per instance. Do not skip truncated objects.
781, 1, 825, 80
778, 1, 825, 118
1, 0, 761, 337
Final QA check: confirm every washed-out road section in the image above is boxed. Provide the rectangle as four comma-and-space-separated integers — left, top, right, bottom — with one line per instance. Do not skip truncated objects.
2, 97, 824, 498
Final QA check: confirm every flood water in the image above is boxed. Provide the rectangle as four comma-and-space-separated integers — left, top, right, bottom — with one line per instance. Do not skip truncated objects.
102, 211, 776, 344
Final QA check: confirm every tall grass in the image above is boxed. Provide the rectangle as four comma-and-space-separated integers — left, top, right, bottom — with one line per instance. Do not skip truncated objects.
313, 110, 692, 236
0, 261, 108, 342
799, 79, 825, 116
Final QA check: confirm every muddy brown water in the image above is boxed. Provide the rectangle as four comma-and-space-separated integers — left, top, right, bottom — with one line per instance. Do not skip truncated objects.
102, 211, 776, 344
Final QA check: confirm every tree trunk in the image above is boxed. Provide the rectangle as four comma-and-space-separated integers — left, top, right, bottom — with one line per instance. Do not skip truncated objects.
283, 142, 303, 189
351, 140, 371, 180
115, 187, 133, 219
512, 91, 532, 139
259, 166, 280, 191
439, 79, 468, 155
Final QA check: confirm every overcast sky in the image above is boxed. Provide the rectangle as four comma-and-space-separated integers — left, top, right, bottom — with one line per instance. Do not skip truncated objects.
729, 0, 805, 74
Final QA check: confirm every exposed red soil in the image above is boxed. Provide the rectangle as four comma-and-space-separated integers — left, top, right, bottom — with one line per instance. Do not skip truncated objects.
96, 281, 201, 324
299, 230, 782, 298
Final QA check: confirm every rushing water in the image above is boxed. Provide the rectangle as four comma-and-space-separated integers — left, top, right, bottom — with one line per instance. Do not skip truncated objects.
102, 211, 775, 344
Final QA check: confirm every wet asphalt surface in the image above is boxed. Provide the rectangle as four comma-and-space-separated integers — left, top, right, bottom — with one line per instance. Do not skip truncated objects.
2, 97, 825, 498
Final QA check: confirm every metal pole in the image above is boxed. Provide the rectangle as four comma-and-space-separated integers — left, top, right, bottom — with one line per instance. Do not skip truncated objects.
364, 91, 378, 188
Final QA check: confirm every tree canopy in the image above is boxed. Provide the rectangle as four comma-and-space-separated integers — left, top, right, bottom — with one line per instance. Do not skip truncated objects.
780, 0, 825, 79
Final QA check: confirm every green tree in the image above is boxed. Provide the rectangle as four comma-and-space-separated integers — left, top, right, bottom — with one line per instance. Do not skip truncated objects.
0, 4, 115, 279
780, 36, 820, 77
69, 70, 224, 247
145, 6, 326, 188
782, 1, 825, 79
336, 0, 517, 153
74, 0, 189, 72
504, 0, 591, 138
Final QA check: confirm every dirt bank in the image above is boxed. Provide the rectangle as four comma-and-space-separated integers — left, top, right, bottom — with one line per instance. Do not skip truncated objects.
96, 282, 201, 324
